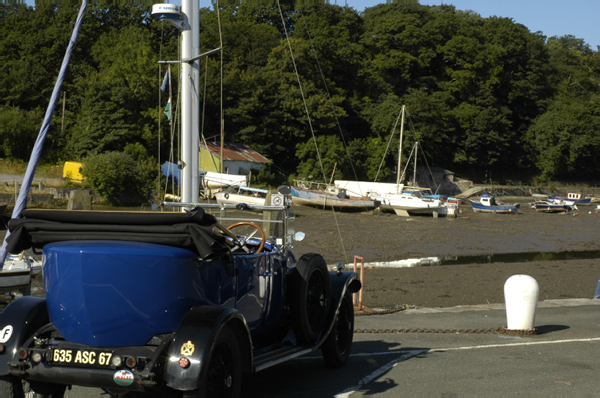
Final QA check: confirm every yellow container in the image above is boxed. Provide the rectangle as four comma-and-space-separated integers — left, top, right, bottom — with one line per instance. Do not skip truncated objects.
62, 161, 84, 183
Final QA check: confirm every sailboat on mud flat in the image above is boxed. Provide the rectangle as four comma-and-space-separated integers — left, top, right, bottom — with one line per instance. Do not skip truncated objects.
291, 179, 380, 211
373, 141, 445, 217
367, 105, 447, 217
335, 105, 458, 217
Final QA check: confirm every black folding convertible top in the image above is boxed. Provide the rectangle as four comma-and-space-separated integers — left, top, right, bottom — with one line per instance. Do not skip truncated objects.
6, 207, 229, 259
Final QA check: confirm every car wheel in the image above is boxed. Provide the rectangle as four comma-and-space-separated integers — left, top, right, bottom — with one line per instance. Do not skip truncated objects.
0, 377, 24, 398
321, 293, 354, 368
289, 253, 332, 344
182, 326, 242, 398
27, 381, 65, 397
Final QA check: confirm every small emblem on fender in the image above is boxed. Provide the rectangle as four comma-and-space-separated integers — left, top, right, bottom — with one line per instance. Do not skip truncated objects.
114, 370, 134, 386
181, 340, 195, 356
0, 325, 13, 343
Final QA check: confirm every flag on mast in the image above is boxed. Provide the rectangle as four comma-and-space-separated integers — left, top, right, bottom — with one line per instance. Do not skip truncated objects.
160, 69, 169, 92
164, 97, 172, 121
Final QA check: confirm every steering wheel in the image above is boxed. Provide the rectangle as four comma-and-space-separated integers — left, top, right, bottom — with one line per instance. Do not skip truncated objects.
226, 221, 266, 254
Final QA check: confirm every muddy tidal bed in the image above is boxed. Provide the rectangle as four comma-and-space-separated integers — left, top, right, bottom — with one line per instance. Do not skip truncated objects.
292, 202, 600, 308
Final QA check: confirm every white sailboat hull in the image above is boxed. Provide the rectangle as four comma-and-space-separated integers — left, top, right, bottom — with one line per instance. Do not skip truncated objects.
202, 172, 248, 189
376, 192, 442, 216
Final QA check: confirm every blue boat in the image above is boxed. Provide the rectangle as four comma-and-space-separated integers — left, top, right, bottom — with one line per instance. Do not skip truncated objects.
531, 200, 574, 213
469, 194, 520, 214
548, 193, 591, 206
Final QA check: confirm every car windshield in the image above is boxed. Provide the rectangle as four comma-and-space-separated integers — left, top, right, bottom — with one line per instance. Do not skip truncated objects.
164, 202, 298, 251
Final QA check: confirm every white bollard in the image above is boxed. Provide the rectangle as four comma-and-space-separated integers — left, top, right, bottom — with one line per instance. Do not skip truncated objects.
504, 275, 539, 330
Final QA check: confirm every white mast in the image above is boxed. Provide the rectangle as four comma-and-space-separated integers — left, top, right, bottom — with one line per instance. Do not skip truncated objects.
180, 0, 200, 204
155, 2, 223, 205
413, 142, 418, 187
396, 104, 405, 191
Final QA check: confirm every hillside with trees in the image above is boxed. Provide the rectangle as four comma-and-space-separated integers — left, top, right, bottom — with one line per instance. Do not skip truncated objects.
1, 2, 598, 200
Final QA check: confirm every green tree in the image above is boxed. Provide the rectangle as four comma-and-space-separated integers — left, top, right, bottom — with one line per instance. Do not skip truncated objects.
295, 134, 347, 181
0, 106, 45, 160
68, 24, 157, 157
82, 151, 147, 204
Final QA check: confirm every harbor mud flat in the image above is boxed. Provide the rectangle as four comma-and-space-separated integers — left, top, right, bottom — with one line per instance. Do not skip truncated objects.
293, 202, 600, 308
2, 202, 598, 309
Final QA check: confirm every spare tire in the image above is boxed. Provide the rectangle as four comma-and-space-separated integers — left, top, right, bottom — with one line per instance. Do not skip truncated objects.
289, 253, 332, 344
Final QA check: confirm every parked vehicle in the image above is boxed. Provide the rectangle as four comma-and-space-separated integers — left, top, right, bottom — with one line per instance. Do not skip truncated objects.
0, 201, 360, 396
0, 2, 361, 396
62, 161, 84, 184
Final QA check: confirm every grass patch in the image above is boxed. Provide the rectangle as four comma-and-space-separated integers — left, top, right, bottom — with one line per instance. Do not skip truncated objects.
0, 159, 64, 178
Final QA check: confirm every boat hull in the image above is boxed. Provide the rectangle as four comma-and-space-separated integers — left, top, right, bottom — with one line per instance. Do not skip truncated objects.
215, 192, 266, 206
375, 193, 442, 217
469, 201, 520, 214
291, 187, 377, 210
534, 203, 572, 213
548, 196, 591, 206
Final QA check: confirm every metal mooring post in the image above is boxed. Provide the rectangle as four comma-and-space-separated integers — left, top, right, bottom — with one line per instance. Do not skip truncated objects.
353, 255, 365, 310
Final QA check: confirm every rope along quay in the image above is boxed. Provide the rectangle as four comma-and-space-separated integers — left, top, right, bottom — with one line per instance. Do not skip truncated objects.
353, 306, 539, 337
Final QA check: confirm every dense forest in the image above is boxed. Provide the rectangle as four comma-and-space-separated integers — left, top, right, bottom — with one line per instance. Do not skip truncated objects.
1, 2, 599, 195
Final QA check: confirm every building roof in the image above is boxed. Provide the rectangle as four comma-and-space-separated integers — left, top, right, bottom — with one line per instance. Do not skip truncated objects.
201, 142, 270, 164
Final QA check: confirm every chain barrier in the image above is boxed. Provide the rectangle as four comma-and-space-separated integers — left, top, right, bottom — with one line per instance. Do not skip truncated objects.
353, 306, 539, 337
355, 305, 414, 316
355, 327, 538, 336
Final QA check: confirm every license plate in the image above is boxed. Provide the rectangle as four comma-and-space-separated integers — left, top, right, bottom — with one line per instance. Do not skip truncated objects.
50, 348, 114, 367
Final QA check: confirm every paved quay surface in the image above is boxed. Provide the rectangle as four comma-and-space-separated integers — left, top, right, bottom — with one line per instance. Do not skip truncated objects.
57, 299, 600, 396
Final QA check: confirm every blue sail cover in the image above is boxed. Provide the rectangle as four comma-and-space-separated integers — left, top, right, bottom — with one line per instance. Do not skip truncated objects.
0, 1, 88, 267
161, 161, 181, 186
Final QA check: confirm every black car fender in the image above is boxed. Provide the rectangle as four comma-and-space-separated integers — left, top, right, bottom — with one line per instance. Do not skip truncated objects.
329, 270, 362, 300
164, 306, 252, 391
0, 297, 49, 376
320, 271, 362, 343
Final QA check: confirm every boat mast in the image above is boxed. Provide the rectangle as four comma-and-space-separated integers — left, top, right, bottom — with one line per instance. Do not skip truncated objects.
413, 142, 418, 187
180, 0, 200, 204
396, 104, 405, 191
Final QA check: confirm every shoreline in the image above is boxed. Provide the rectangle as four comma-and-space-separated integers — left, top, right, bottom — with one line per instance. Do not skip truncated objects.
291, 203, 600, 308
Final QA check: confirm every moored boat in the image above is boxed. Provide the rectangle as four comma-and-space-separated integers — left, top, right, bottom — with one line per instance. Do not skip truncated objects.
469, 194, 520, 214
548, 193, 591, 206
291, 180, 378, 211
531, 200, 574, 213
374, 190, 443, 217
215, 185, 268, 206
445, 197, 464, 205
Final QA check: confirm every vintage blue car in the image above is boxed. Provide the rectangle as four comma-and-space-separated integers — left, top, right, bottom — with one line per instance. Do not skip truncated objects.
0, 201, 360, 396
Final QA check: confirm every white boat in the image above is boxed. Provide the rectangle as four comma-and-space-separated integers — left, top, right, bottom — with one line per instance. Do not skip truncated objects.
530, 200, 574, 213
215, 185, 268, 206
372, 140, 445, 217
291, 180, 379, 211
334, 180, 402, 198
375, 189, 443, 217
338, 106, 447, 217
0, 253, 42, 296
548, 193, 591, 206
201, 171, 248, 190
